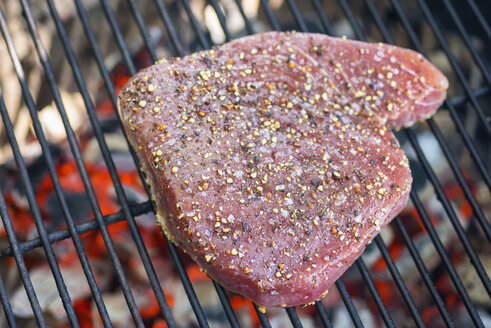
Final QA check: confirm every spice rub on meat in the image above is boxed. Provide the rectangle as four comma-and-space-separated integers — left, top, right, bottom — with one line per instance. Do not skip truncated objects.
118, 32, 448, 307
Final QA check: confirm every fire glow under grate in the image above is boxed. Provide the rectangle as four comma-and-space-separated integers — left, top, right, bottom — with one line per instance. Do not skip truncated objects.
0, 0, 490, 327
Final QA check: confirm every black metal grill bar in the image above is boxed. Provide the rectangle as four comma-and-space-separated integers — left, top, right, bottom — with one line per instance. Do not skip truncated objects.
252, 304, 271, 328
373, 236, 426, 328
353, 0, 491, 268
286, 0, 308, 32
278, 1, 375, 326
0, 100, 46, 328
129, 1, 244, 325
0, 202, 152, 258
414, 0, 491, 137
176, 1, 305, 325
259, 0, 281, 31
441, 0, 491, 90
293, 2, 426, 326
389, 0, 491, 192
285, 306, 303, 327
231, 2, 253, 40
406, 128, 491, 297
368, 0, 491, 290
2, 105, 113, 324
303, 9, 422, 326
314, 301, 333, 328
0, 271, 16, 328
159, 233, 207, 321
305, 4, 445, 319
3, 1, 114, 323
13, 1, 147, 325
354, 259, 395, 328
212, 283, 240, 327
238, 1, 363, 325
91, 0, 223, 325
47, 0, 176, 322
465, 0, 491, 41
71, 0, 152, 199
338, 0, 366, 39
181, 0, 209, 50
22, 0, 155, 325
364, 0, 491, 243
0, 185, 45, 328
99, 0, 137, 75
233, 0, 254, 35
365, 0, 491, 296
304, 14, 438, 325
125, 0, 158, 61
364, 7, 455, 328
145, 7, 247, 325
69, 0, 214, 325
310, 0, 336, 36
182, 2, 335, 325
449, 86, 490, 107
426, 118, 491, 242
364, 2, 487, 324
65, 1, 197, 325
154, 0, 185, 56
208, 0, 231, 42
335, 280, 364, 328
0, 7, 83, 327
149, 2, 275, 326
409, 190, 485, 327
212, 281, 240, 328
166, 242, 210, 328
393, 217, 455, 328
364, 3, 490, 316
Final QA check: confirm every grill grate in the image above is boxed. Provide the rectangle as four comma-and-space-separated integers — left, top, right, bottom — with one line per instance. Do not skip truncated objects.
0, 0, 490, 327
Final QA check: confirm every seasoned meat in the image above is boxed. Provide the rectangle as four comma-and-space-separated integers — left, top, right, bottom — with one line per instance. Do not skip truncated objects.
118, 32, 447, 307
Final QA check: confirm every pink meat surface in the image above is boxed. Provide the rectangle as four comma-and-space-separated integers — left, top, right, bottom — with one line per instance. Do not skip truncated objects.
118, 32, 447, 307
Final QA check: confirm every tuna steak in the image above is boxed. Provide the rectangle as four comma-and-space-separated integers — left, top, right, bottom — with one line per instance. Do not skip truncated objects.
118, 32, 447, 307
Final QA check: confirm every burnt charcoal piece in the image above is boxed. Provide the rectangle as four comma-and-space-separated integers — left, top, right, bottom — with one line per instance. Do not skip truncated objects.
118, 32, 447, 307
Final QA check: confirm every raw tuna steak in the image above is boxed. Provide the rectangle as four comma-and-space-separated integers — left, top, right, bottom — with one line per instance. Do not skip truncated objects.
118, 32, 447, 307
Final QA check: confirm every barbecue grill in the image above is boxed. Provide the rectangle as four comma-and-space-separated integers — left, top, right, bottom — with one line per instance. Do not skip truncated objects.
0, 0, 490, 327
